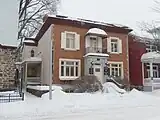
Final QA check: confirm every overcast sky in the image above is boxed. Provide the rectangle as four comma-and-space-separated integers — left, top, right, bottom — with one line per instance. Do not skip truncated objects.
59, 0, 159, 36
0, 0, 19, 46
0, 0, 159, 45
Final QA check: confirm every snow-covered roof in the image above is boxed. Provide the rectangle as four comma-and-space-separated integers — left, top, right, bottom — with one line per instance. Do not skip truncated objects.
84, 53, 109, 57
47, 14, 132, 30
141, 52, 160, 63
22, 57, 42, 63
86, 28, 107, 37
23, 40, 35, 44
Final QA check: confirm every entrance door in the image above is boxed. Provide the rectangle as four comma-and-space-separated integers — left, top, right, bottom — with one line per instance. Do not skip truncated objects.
94, 65, 103, 83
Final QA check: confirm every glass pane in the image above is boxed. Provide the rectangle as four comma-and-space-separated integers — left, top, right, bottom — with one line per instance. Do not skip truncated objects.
114, 44, 118, 52
76, 66, 78, 76
66, 66, 70, 76
61, 66, 64, 76
115, 68, 118, 76
76, 62, 79, 65
111, 64, 118, 67
95, 68, 100, 72
153, 71, 158, 78
119, 68, 121, 77
111, 68, 115, 76
89, 67, 94, 74
71, 66, 74, 76
70, 39, 75, 48
66, 61, 74, 65
66, 38, 70, 48
61, 61, 64, 65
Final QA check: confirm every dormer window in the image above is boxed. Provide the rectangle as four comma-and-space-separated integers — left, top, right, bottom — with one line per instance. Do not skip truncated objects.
31, 50, 34, 57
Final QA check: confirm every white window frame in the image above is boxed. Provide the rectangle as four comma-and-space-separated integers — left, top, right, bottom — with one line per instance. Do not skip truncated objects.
107, 61, 123, 78
59, 58, 81, 80
65, 31, 77, 50
146, 64, 159, 78
111, 39, 118, 53
108, 37, 122, 54
146, 43, 157, 52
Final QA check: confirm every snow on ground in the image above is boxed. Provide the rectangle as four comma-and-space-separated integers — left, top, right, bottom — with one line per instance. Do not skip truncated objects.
27, 85, 62, 91
1, 86, 160, 120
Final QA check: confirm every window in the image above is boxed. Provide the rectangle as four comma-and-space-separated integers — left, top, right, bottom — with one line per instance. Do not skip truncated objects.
31, 50, 34, 57
66, 33, 76, 49
146, 64, 159, 78
61, 31, 80, 50
146, 43, 157, 52
107, 37, 122, 54
111, 39, 118, 53
60, 59, 80, 80
108, 62, 123, 78
89, 67, 94, 74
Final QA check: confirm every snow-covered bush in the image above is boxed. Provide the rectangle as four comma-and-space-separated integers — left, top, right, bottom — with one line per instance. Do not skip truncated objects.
71, 75, 103, 93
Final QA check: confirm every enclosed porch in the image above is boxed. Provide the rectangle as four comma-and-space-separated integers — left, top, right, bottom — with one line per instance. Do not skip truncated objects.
141, 52, 160, 91
16, 57, 42, 91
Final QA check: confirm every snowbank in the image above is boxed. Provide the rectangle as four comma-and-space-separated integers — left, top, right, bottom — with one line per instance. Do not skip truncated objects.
27, 85, 62, 91
2, 87, 160, 120
103, 82, 126, 94
41, 87, 66, 100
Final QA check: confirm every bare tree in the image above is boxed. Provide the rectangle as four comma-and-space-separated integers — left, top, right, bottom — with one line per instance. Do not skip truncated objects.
18, 0, 60, 40
16, 0, 60, 61
138, 0, 160, 50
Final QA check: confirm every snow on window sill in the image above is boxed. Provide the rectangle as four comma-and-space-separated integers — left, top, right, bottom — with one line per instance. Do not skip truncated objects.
63, 48, 79, 51
59, 76, 79, 80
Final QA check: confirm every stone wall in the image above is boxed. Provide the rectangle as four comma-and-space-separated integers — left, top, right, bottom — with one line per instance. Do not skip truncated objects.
0, 46, 17, 89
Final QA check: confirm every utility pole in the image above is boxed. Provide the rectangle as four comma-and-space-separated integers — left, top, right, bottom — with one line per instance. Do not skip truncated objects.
49, 38, 53, 100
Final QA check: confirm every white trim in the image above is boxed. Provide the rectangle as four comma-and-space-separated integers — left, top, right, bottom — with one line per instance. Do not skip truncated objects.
142, 63, 144, 85
108, 61, 124, 78
59, 58, 81, 80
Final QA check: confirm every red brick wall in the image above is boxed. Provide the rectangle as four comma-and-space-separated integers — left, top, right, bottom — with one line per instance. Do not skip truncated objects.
128, 35, 146, 86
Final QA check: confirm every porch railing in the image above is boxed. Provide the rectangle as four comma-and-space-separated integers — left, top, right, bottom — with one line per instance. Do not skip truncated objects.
85, 47, 107, 54
144, 78, 160, 86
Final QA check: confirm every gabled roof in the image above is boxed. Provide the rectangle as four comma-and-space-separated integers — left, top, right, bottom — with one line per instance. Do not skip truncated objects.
34, 14, 133, 42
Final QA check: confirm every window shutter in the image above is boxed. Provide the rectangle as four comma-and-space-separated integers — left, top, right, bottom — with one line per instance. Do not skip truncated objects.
107, 38, 111, 53
118, 39, 122, 53
61, 32, 66, 49
75, 34, 80, 50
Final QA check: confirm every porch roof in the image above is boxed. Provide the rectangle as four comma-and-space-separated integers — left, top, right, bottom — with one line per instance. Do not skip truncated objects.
22, 57, 42, 63
86, 28, 108, 38
141, 51, 160, 63
84, 53, 109, 57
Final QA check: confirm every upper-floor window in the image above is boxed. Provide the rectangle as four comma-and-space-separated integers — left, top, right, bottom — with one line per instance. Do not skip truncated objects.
146, 43, 157, 52
107, 37, 122, 54
111, 39, 118, 53
31, 50, 34, 57
66, 32, 76, 49
61, 31, 80, 50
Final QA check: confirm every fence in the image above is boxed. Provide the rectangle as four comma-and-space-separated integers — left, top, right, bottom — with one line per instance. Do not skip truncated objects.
0, 92, 24, 103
